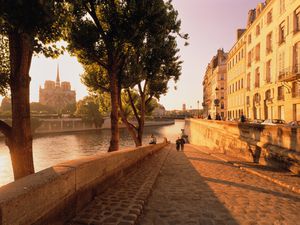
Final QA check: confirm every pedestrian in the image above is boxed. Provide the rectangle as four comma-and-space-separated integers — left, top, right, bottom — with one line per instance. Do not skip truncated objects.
208, 114, 212, 120
176, 137, 181, 151
149, 134, 157, 144
240, 114, 246, 123
180, 137, 185, 151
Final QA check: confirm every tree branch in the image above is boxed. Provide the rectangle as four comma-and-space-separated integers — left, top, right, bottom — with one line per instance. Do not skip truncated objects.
145, 93, 154, 105
118, 93, 137, 131
127, 89, 140, 123
86, 0, 109, 45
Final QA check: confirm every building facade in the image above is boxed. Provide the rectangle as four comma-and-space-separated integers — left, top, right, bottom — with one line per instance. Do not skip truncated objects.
39, 66, 76, 111
226, 0, 300, 122
227, 30, 247, 120
202, 49, 228, 119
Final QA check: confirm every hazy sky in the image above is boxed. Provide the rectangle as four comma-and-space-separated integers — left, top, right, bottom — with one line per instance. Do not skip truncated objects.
14, 0, 262, 110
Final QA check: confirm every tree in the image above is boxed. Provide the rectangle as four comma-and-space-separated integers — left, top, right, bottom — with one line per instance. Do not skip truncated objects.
30, 102, 56, 114
66, 0, 165, 151
0, 35, 9, 95
75, 96, 104, 128
118, 1, 186, 146
0, 0, 67, 179
61, 103, 77, 115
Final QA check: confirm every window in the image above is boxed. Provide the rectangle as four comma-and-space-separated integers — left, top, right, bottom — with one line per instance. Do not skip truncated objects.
280, 0, 285, 14
248, 34, 252, 44
266, 89, 272, 101
266, 32, 272, 54
295, 7, 300, 33
255, 44, 260, 61
255, 67, 260, 88
279, 21, 286, 44
221, 102, 224, 109
278, 86, 285, 100
278, 51, 285, 78
247, 73, 251, 91
256, 24, 260, 36
266, 60, 271, 83
241, 79, 243, 88
292, 82, 300, 98
267, 10, 273, 24
247, 51, 252, 67
294, 42, 300, 73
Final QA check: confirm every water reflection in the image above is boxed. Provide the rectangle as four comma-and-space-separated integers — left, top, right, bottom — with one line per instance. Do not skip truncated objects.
0, 120, 184, 186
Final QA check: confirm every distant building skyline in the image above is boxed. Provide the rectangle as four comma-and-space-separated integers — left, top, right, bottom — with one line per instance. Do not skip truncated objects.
0, 0, 263, 110
39, 65, 76, 111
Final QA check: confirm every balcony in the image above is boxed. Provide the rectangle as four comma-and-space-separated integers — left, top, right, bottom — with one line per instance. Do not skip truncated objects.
278, 64, 300, 82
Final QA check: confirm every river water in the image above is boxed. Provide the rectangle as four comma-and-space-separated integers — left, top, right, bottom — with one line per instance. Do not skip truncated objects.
0, 120, 185, 186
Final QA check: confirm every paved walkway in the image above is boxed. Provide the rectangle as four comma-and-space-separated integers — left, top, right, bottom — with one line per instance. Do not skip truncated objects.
139, 144, 300, 225
67, 144, 300, 225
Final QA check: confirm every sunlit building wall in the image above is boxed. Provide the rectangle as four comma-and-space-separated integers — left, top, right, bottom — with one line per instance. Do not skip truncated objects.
202, 49, 228, 119
227, 30, 247, 120
227, 0, 300, 122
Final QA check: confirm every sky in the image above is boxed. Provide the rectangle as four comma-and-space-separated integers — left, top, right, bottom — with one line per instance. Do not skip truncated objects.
7, 0, 263, 110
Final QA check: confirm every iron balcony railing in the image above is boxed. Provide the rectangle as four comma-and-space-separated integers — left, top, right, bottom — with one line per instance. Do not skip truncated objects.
278, 64, 300, 82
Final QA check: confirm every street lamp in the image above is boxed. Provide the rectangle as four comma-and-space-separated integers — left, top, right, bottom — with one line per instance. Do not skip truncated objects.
197, 100, 200, 118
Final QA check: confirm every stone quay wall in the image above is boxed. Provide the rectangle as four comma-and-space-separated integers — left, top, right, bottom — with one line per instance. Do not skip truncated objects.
0, 141, 168, 225
184, 119, 300, 174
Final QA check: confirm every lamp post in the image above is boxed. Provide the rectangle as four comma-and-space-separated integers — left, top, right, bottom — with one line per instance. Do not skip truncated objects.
197, 100, 200, 118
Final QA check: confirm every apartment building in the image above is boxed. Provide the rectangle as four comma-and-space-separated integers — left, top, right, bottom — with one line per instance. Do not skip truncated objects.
227, 30, 247, 119
202, 49, 228, 119
226, 0, 300, 122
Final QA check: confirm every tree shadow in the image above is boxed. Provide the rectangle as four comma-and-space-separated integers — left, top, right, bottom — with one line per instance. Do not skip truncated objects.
140, 145, 240, 225
202, 177, 300, 202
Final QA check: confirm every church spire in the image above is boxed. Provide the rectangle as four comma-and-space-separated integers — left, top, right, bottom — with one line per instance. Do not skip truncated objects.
56, 64, 60, 87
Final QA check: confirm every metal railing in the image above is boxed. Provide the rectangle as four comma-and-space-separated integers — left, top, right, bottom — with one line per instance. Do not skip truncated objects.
278, 64, 300, 81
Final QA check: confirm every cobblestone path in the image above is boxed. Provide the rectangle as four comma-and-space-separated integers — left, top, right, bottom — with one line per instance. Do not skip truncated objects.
67, 146, 171, 225
139, 144, 300, 225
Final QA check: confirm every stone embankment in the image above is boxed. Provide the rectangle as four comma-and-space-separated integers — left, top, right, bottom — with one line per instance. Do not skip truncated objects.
185, 118, 300, 174
34, 118, 175, 135
0, 141, 168, 225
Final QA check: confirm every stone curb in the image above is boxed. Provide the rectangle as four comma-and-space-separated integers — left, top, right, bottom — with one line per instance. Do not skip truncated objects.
69, 145, 172, 225
190, 145, 300, 195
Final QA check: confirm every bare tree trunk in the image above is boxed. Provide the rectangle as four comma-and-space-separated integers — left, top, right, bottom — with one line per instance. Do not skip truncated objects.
7, 32, 35, 179
118, 94, 140, 147
137, 85, 146, 146
108, 67, 119, 151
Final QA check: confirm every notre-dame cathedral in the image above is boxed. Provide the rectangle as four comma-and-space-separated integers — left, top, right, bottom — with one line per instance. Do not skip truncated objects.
39, 65, 76, 111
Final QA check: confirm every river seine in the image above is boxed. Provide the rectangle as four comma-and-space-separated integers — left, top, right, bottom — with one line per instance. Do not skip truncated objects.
0, 120, 184, 186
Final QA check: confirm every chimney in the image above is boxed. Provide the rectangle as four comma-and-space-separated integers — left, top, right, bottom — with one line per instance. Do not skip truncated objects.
247, 9, 256, 28
237, 29, 246, 40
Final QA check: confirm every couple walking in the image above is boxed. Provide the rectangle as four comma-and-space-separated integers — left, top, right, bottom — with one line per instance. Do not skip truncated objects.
176, 137, 185, 151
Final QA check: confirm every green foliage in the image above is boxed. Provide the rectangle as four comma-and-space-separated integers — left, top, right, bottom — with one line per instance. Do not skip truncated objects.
61, 103, 76, 115
0, 0, 68, 57
0, 35, 9, 95
75, 96, 104, 128
30, 102, 56, 114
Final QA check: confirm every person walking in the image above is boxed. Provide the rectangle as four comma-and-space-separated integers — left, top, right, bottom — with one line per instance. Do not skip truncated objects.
180, 137, 185, 151
176, 137, 181, 151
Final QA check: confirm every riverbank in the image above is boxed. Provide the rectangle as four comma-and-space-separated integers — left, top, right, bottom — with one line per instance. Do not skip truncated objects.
0, 120, 184, 187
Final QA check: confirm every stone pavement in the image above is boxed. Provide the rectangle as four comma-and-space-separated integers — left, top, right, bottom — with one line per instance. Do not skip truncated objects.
139, 144, 300, 225
190, 145, 300, 194
67, 144, 300, 225
67, 145, 171, 225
